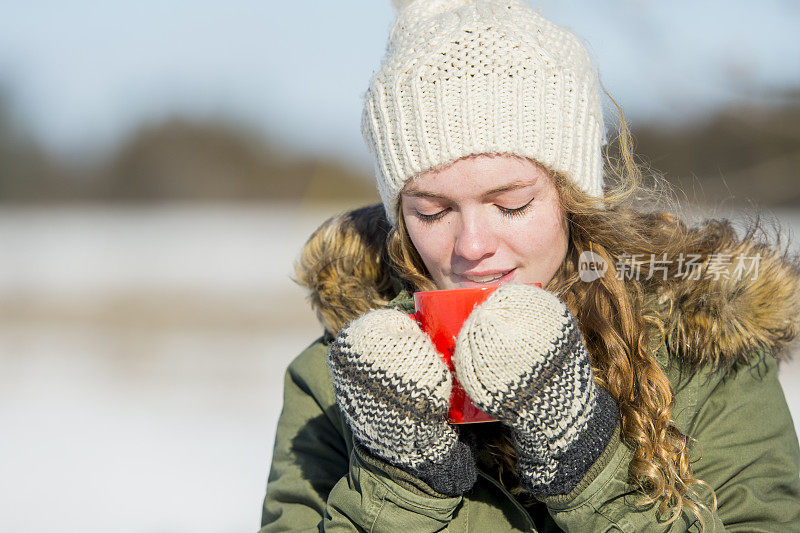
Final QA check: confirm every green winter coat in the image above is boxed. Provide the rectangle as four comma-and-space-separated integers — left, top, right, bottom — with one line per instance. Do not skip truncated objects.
260, 204, 800, 532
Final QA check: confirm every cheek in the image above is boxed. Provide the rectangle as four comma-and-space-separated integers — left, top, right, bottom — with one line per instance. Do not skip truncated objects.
405, 221, 450, 271
512, 209, 568, 262
545, 212, 569, 249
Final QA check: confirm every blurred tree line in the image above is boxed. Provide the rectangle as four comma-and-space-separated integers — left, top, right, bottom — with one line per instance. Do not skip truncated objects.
631, 91, 800, 206
0, 94, 379, 205
0, 92, 798, 206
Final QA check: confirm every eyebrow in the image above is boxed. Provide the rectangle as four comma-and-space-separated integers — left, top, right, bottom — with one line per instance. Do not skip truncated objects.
403, 178, 536, 200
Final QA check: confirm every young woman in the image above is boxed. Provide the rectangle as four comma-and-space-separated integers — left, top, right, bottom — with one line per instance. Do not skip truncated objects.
261, 1, 800, 530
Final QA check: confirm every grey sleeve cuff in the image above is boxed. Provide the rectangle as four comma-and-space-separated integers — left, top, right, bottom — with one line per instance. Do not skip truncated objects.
523, 386, 620, 498
355, 430, 477, 497
409, 430, 478, 496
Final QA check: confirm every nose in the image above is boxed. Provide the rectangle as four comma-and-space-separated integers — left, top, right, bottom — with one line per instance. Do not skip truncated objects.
453, 210, 497, 261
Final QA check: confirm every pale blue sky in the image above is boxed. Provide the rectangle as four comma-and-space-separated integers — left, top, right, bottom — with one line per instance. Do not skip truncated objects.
1, 0, 798, 169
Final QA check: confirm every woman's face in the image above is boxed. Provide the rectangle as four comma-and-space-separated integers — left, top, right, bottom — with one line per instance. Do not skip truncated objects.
400, 154, 569, 290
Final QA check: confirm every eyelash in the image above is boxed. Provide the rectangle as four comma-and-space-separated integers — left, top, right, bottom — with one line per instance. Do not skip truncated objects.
416, 198, 534, 225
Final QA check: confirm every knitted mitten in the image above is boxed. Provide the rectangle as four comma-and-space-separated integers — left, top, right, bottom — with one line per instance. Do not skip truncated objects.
327, 308, 477, 496
452, 283, 618, 497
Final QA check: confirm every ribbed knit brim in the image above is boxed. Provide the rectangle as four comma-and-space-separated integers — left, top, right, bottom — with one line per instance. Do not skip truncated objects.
362, 0, 605, 225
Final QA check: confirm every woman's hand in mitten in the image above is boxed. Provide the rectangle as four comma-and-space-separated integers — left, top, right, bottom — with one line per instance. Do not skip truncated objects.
327, 308, 476, 496
452, 283, 619, 497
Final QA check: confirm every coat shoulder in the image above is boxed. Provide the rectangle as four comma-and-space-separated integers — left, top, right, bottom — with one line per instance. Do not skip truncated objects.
285, 335, 337, 409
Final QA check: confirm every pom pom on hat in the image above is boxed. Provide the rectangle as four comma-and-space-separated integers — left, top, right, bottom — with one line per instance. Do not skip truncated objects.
392, 0, 475, 16
391, 0, 415, 11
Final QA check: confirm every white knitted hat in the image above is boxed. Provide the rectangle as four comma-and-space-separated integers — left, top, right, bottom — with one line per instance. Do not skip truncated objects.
362, 0, 606, 226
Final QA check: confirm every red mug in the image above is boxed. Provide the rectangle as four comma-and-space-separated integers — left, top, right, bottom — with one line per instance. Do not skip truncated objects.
409, 282, 541, 424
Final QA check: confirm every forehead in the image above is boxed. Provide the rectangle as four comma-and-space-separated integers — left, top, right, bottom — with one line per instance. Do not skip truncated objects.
402, 154, 548, 199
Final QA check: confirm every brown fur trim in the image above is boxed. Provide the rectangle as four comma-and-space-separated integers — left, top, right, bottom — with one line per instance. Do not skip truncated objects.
292, 204, 396, 335
656, 235, 800, 371
295, 203, 800, 369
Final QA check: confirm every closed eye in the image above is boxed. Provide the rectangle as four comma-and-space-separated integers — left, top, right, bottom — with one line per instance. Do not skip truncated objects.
498, 197, 534, 218
416, 208, 450, 224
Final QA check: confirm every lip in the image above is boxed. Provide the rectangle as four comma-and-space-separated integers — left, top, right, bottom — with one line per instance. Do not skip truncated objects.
456, 268, 517, 287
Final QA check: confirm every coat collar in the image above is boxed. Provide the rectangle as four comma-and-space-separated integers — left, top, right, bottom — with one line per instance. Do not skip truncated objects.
297, 203, 800, 370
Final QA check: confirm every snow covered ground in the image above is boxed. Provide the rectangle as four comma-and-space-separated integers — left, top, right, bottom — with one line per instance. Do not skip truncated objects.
1, 203, 799, 532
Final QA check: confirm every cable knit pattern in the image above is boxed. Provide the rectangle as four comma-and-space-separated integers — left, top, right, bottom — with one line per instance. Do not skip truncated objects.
452, 283, 618, 496
327, 308, 477, 495
363, 0, 605, 225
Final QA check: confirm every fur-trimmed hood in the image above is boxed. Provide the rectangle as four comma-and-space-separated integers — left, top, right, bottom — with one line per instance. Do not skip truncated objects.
293, 204, 800, 371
